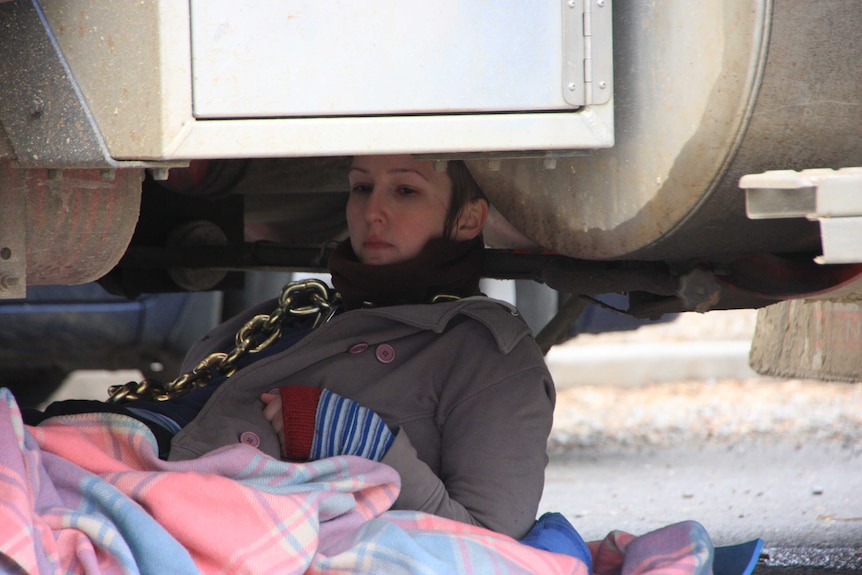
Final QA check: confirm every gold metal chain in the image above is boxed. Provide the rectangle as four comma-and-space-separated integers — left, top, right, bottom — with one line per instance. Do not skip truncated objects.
107, 279, 339, 404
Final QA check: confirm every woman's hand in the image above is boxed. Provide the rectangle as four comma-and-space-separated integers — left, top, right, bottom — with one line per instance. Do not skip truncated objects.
260, 392, 285, 457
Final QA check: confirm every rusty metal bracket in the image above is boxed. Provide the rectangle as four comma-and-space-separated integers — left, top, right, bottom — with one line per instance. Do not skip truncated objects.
0, 165, 27, 299
0, 0, 117, 167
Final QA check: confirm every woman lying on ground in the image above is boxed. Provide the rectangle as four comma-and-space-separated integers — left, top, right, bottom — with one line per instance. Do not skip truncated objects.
29, 155, 556, 539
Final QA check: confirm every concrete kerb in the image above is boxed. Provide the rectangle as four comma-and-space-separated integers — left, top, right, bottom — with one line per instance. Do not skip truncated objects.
543, 308, 761, 388
545, 340, 758, 388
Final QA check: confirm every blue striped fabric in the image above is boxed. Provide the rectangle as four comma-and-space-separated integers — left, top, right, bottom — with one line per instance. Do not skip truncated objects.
126, 407, 182, 434
310, 390, 395, 461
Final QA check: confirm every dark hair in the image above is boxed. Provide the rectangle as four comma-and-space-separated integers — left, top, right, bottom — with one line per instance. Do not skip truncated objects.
444, 160, 488, 238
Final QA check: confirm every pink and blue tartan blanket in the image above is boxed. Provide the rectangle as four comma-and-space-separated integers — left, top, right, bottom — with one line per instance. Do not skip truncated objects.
0, 389, 719, 574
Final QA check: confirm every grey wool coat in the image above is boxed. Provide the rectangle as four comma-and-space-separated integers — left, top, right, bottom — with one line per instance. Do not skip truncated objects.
169, 296, 555, 539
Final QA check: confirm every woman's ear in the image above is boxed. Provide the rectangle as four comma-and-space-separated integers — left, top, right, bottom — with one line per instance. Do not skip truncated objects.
453, 199, 489, 241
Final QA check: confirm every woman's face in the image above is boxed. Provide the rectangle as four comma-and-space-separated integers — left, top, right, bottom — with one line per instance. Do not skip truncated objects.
347, 155, 453, 265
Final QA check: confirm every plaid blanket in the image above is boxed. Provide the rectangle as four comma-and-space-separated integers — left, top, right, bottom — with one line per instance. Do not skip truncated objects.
0, 389, 716, 574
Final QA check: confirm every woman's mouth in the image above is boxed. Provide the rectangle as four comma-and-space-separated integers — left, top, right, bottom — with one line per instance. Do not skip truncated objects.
363, 237, 392, 250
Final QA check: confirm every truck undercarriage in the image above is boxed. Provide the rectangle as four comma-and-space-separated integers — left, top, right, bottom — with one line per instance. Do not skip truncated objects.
1, 0, 861, 377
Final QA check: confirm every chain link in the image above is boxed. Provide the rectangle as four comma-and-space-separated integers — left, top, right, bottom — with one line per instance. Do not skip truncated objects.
107, 279, 338, 404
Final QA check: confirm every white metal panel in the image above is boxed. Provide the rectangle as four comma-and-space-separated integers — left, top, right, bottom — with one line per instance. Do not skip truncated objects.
190, 0, 573, 118
41, 0, 613, 159
817, 216, 862, 264
740, 168, 862, 265
168, 106, 614, 158
741, 168, 862, 219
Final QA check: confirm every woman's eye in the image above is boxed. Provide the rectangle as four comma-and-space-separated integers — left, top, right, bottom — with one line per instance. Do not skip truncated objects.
351, 184, 372, 194
397, 186, 418, 196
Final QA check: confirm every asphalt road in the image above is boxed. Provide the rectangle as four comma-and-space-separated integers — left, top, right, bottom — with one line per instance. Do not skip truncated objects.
540, 442, 862, 573
541, 309, 862, 573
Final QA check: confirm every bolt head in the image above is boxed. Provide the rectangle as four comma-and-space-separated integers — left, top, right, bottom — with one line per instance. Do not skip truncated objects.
149, 167, 171, 181
29, 97, 44, 118
0, 275, 20, 290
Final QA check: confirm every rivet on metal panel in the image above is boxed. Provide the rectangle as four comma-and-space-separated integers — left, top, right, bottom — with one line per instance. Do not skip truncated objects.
567, 0, 577, 7
598, 81, 607, 89
596, 0, 605, 7
567, 83, 577, 91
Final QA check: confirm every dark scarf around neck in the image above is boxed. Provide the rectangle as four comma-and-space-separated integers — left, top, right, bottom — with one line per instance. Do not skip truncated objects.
328, 236, 485, 310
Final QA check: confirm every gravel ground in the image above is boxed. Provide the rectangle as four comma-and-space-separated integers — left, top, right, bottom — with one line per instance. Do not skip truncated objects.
550, 377, 862, 453
548, 309, 862, 452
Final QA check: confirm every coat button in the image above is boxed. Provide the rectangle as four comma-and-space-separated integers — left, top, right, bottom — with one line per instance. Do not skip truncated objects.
240, 431, 260, 448
375, 343, 396, 364
348, 342, 369, 354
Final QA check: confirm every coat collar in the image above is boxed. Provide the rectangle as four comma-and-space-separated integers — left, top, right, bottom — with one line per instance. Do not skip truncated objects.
345, 296, 530, 354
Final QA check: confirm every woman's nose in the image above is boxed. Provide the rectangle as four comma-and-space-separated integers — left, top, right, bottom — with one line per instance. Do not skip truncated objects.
364, 187, 386, 222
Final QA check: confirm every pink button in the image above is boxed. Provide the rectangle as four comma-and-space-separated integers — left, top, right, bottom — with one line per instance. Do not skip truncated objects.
240, 431, 260, 448
349, 342, 369, 354
375, 343, 396, 364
